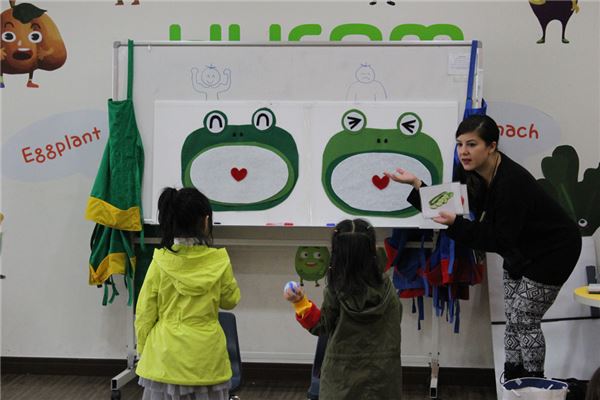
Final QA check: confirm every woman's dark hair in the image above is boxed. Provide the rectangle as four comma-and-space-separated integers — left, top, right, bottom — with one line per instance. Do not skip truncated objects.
586, 366, 600, 400
454, 114, 500, 215
455, 114, 500, 145
157, 187, 213, 251
326, 219, 383, 295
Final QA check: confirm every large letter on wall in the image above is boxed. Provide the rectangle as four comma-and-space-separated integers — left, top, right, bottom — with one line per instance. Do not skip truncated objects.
330, 24, 383, 41
389, 24, 464, 41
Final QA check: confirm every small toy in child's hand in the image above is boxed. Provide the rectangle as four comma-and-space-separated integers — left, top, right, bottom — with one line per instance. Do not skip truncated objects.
284, 281, 300, 295
283, 281, 304, 302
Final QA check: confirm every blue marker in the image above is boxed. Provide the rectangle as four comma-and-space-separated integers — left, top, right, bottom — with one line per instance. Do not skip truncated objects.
326, 223, 335, 227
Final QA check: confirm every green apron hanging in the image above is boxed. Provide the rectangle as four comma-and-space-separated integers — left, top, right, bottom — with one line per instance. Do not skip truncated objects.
86, 40, 144, 305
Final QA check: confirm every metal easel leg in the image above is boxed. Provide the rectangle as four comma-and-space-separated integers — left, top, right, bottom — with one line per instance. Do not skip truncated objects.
429, 304, 440, 398
110, 303, 138, 400
429, 230, 440, 399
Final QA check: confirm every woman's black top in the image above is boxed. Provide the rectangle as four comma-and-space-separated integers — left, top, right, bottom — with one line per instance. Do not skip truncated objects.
408, 152, 581, 286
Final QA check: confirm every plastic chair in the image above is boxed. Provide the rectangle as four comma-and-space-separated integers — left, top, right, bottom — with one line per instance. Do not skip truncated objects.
307, 334, 329, 400
218, 312, 242, 399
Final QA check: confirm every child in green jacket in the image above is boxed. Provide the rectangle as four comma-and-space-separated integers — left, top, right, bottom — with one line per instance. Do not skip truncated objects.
136, 187, 241, 400
284, 219, 403, 400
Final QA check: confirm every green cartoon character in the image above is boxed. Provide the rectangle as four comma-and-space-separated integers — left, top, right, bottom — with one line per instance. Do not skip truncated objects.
181, 108, 299, 211
429, 191, 454, 209
295, 246, 330, 286
322, 110, 443, 217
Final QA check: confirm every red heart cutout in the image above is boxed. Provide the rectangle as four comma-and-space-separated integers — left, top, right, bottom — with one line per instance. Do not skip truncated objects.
372, 174, 389, 190
231, 167, 247, 181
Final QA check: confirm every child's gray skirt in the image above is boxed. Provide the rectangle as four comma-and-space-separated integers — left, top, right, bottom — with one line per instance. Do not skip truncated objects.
139, 377, 230, 400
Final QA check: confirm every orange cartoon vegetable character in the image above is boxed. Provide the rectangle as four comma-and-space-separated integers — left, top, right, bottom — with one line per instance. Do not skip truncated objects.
1, 1, 67, 88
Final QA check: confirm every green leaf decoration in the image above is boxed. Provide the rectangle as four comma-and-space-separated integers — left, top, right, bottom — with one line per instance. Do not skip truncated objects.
538, 145, 600, 236
12, 3, 46, 24
540, 146, 578, 220
574, 163, 600, 236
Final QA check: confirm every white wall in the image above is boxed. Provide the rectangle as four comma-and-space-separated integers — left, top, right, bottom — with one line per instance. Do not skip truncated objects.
2, 1, 598, 369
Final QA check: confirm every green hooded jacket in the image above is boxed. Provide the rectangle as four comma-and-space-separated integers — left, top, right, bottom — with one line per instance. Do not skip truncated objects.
305, 278, 402, 400
135, 245, 240, 386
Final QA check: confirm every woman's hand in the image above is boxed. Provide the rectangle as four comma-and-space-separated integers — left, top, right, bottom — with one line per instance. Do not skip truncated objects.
433, 211, 456, 226
283, 281, 305, 303
384, 168, 421, 189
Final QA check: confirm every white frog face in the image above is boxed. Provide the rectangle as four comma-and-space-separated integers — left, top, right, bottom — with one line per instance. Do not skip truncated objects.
181, 108, 299, 211
322, 110, 443, 217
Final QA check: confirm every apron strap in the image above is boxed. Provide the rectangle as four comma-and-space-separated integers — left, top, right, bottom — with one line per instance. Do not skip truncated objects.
127, 40, 134, 100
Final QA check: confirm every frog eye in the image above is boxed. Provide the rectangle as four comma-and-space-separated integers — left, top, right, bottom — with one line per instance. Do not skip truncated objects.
252, 108, 276, 131
578, 218, 588, 228
300, 251, 309, 259
313, 252, 322, 259
204, 110, 228, 134
342, 109, 367, 133
397, 112, 422, 136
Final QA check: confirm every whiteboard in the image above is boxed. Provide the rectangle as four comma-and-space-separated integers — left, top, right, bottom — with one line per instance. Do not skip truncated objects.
113, 41, 483, 227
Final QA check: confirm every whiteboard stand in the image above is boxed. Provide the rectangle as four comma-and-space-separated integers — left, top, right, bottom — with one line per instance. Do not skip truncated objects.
110, 39, 483, 398
427, 229, 441, 399
110, 306, 137, 400
430, 308, 440, 398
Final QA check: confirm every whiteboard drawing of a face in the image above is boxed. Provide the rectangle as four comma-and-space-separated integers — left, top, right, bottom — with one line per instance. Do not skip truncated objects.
201, 66, 221, 87
356, 64, 376, 83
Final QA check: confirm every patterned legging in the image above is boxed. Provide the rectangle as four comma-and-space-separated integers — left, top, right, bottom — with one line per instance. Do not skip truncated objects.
503, 271, 561, 373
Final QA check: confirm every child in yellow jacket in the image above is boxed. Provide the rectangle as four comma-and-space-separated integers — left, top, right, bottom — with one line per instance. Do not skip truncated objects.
135, 187, 241, 399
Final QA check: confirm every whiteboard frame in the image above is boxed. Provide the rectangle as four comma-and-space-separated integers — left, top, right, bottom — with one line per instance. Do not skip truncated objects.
113, 40, 483, 104
112, 40, 483, 225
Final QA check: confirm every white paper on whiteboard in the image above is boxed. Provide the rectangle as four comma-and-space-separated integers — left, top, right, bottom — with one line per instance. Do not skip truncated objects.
448, 52, 470, 76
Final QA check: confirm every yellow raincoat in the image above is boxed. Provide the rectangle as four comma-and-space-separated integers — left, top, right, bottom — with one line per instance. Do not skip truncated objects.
135, 245, 240, 385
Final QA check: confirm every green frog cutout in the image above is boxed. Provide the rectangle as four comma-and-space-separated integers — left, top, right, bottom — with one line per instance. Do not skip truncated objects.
181, 108, 299, 211
295, 246, 330, 286
322, 110, 443, 217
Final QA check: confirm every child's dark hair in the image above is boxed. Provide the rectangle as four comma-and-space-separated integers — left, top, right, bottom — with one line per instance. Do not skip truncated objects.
327, 219, 383, 295
586, 366, 600, 400
454, 114, 500, 214
157, 187, 213, 251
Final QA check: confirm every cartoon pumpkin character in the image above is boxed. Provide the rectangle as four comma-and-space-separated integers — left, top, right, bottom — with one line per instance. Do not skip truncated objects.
1, 1, 67, 88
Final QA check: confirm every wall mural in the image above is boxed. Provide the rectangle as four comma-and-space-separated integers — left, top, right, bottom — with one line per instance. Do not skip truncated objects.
2, 110, 108, 181
529, 0, 580, 44
0, 1, 67, 88
538, 145, 600, 236
295, 246, 330, 287
487, 101, 561, 161
368, 1, 396, 6
115, 0, 140, 5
